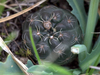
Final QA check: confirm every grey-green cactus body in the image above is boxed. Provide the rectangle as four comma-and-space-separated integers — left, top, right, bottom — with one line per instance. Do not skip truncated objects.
22, 5, 82, 65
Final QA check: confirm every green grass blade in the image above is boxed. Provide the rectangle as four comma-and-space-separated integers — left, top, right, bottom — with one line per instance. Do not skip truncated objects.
89, 54, 100, 75
67, 0, 87, 34
79, 35, 100, 72
84, 0, 99, 53
0, 0, 6, 16
86, 68, 90, 75
29, 26, 41, 65
85, 54, 100, 75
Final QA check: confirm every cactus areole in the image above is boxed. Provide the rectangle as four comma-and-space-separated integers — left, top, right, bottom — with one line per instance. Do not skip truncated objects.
22, 5, 82, 65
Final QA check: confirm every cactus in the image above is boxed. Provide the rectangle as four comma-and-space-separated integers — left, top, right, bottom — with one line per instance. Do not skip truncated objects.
22, 5, 82, 65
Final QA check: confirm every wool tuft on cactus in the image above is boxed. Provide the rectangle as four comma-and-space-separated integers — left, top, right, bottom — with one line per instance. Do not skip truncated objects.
22, 5, 83, 65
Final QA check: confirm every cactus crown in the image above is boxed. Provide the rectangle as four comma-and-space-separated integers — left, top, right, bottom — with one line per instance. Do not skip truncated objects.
22, 5, 82, 65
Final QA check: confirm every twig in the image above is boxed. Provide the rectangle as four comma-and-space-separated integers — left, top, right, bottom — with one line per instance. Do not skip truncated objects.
0, 0, 46, 23
91, 32, 100, 34
15, 0, 22, 11
9, 3, 33, 6
6, 11, 10, 17
90, 66, 100, 70
0, 3, 19, 12
4, 0, 11, 4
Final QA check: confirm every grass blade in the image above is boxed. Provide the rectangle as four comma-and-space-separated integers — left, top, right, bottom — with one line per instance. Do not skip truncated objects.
0, 0, 6, 16
79, 35, 100, 72
29, 26, 41, 65
48, 63, 73, 75
84, 0, 99, 53
89, 54, 100, 75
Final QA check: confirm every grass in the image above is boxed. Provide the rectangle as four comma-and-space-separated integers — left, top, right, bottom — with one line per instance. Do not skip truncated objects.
89, 54, 100, 75
29, 26, 41, 65
0, 0, 6, 16
83, 0, 99, 53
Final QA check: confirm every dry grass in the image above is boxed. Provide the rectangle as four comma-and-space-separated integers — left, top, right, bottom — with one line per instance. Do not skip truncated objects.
0, 0, 46, 23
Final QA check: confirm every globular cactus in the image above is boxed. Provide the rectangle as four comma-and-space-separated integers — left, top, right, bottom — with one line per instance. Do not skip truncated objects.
22, 5, 83, 65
